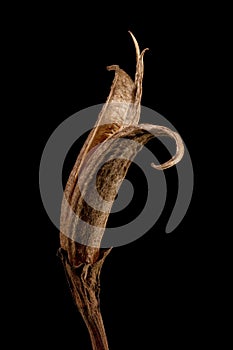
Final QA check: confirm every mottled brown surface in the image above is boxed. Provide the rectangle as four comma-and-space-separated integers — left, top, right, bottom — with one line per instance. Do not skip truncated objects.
58, 32, 184, 350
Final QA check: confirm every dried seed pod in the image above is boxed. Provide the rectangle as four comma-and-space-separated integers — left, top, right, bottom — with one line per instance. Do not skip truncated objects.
59, 32, 184, 350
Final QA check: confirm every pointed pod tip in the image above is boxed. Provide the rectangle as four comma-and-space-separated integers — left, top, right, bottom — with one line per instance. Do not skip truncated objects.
128, 31, 140, 60
151, 162, 163, 170
128, 32, 149, 63
142, 47, 150, 54
128, 30, 134, 37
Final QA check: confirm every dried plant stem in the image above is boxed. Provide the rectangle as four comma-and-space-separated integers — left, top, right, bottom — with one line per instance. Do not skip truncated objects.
58, 247, 111, 350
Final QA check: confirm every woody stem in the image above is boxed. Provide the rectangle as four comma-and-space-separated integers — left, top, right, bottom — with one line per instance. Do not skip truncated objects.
58, 248, 110, 350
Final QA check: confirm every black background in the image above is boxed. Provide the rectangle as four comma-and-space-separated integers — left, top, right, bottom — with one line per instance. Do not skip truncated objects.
17, 4, 220, 349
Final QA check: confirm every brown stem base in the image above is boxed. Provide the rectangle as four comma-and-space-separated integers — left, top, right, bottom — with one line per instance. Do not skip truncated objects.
58, 248, 111, 350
